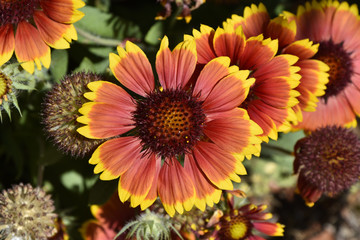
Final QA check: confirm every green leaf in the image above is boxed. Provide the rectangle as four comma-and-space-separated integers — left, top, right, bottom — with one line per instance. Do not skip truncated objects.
61, 170, 85, 193
75, 6, 142, 44
50, 49, 69, 82
74, 57, 95, 73
145, 22, 164, 45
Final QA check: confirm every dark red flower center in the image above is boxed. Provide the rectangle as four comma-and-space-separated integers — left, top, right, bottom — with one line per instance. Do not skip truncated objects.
294, 126, 360, 195
0, 0, 40, 26
218, 214, 251, 240
314, 40, 353, 102
133, 89, 206, 158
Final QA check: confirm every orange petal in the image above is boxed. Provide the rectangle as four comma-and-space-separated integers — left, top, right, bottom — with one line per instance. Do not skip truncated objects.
79, 220, 116, 240
184, 154, 221, 211
158, 159, 195, 216
14, 21, 51, 73
33, 10, 77, 49
77, 102, 134, 139
88, 137, 142, 180
204, 112, 256, 154
118, 154, 158, 208
266, 15, 296, 49
239, 36, 277, 70
247, 101, 278, 140
213, 24, 246, 64
40, 0, 85, 24
202, 70, 252, 113
193, 56, 234, 101
0, 24, 15, 66
109, 41, 154, 97
193, 142, 243, 190
84, 81, 136, 113
156, 36, 197, 90
140, 157, 161, 210
283, 39, 319, 60
253, 222, 285, 237
192, 25, 217, 64
241, 3, 270, 38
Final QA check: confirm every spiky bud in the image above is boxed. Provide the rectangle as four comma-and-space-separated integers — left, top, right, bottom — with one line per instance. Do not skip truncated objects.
0, 183, 57, 240
42, 72, 104, 158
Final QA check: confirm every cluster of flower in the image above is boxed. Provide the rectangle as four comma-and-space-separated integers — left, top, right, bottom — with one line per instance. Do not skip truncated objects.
1, 0, 360, 239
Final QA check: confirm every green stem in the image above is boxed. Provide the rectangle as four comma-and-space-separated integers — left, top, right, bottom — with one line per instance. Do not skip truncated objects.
75, 27, 123, 47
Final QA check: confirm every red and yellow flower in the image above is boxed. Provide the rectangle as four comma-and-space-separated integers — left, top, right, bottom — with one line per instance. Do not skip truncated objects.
205, 193, 284, 240
77, 36, 263, 216
80, 192, 138, 240
187, 20, 301, 142
0, 0, 85, 74
284, 0, 360, 130
224, 2, 330, 128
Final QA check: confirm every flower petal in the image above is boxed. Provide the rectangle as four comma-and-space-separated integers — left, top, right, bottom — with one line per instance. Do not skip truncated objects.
204, 109, 262, 154
253, 222, 285, 237
84, 81, 135, 113
213, 22, 246, 64
118, 153, 158, 208
156, 36, 197, 90
202, 70, 253, 113
184, 154, 221, 211
109, 41, 154, 97
191, 25, 217, 64
77, 102, 134, 139
239, 35, 278, 70
14, 21, 51, 74
266, 15, 296, 49
193, 142, 245, 190
0, 24, 15, 66
158, 159, 195, 217
40, 0, 85, 24
241, 3, 270, 38
88, 137, 142, 180
33, 10, 77, 49
140, 157, 161, 210
193, 56, 237, 101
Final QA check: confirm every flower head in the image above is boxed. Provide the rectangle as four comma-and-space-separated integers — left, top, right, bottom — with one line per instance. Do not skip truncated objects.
156, 0, 205, 23
223, 2, 330, 128
187, 19, 301, 142
206, 200, 284, 240
294, 126, 360, 206
42, 72, 104, 158
77, 36, 263, 216
0, 183, 58, 240
80, 191, 138, 240
286, 0, 360, 130
0, 0, 85, 73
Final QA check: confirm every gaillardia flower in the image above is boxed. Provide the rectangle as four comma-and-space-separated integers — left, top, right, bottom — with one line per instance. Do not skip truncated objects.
80, 191, 138, 240
294, 126, 360, 207
187, 21, 301, 142
42, 72, 104, 158
206, 203, 284, 240
0, 0, 85, 74
225, 3, 329, 126
0, 183, 58, 240
286, 0, 360, 130
77, 36, 263, 216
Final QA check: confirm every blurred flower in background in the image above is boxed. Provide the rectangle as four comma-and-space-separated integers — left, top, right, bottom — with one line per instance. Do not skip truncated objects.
80, 191, 138, 240
156, 0, 206, 23
188, 21, 301, 142
0, 183, 58, 240
0, 0, 85, 73
42, 72, 105, 158
287, 0, 360, 130
294, 125, 360, 206
225, 3, 330, 127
